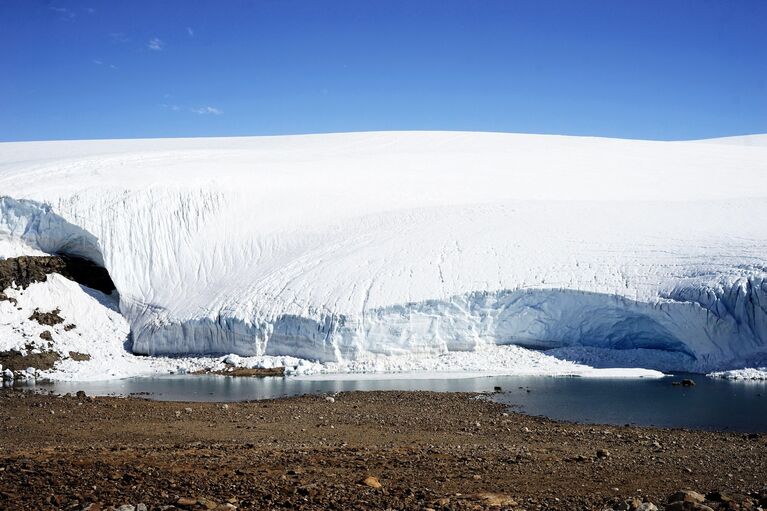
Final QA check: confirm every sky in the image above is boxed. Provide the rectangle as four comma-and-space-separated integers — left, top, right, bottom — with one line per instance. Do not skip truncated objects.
1, 0, 766, 142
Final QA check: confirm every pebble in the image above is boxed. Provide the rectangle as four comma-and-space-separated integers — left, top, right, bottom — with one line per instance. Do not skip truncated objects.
667, 490, 705, 504
325, 396, 335, 403
176, 497, 197, 507
362, 475, 382, 489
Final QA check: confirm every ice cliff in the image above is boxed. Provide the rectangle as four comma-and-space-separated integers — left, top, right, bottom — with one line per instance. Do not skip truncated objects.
1, 131, 766, 372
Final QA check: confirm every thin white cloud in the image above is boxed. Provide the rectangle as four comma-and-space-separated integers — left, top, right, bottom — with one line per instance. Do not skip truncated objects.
83, 7, 95, 14
50, 6, 75, 19
109, 32, 130, 44
161, 103, 222, 115
93, 59, 118, 69
191, 106, 222, 115
147, 37, 164, 51
186, 27, 194, 37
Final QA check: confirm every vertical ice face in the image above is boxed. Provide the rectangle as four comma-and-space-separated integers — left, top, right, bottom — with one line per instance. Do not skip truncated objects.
1, 132, 766, 371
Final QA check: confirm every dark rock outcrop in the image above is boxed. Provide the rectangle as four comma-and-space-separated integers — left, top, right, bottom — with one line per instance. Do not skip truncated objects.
0, 255, 114, 294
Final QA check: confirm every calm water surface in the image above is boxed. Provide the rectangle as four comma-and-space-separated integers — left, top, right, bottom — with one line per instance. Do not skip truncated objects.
26, 373, 767, 432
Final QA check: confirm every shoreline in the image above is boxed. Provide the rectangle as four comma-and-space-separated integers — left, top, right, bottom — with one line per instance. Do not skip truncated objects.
1, 388, 764, 510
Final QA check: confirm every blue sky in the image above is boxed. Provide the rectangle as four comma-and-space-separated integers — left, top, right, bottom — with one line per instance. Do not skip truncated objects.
2, 0, 766, 141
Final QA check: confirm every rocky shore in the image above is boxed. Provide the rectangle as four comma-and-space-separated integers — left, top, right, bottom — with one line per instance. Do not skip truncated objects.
0, 389, 764, 510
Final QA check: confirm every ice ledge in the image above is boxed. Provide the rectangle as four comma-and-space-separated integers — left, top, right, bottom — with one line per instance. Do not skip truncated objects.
130, 284, 767, 373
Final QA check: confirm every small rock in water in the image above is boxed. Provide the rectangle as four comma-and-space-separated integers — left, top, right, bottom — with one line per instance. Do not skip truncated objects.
681, 379, 696, 387
494, 386, 502, 392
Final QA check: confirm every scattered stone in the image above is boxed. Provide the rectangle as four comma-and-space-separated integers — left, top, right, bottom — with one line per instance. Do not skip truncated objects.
136, 505, 148, 511
596, 448, 610, 458
176, 497, 197, 507
325, 396, 335, 403
29, 308, 64, 326
64, 323, 77, 331
69, 351, 91, 361
0, 291, 15, 305
473, 493, 518, 507
184, 407, 193, 414
39, 330, 53, 341
197, 497, 219, 509
76, 390, 87, 399
667, 490, 706, 505
115, 505, 135, 511
362, 475, 382, 489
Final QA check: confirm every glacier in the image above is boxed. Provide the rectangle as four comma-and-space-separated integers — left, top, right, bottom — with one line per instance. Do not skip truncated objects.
1, 131, 766, 374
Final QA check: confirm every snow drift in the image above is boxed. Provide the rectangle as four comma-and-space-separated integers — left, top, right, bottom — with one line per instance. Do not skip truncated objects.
1, 131, 766, 372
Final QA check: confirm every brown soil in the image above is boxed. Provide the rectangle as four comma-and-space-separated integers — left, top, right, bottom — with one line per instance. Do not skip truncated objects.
0, 389, 764, 510
0, 349, 61, 371
68, 351, 91, 362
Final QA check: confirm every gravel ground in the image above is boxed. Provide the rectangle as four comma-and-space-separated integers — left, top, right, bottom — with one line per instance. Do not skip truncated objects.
0, 388, 764, 510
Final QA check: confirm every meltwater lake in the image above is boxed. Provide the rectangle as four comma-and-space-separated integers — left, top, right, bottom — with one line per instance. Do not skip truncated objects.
26, 373, 767, 433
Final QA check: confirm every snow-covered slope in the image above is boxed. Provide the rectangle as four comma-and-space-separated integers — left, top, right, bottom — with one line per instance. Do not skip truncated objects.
1, 131, 766, 373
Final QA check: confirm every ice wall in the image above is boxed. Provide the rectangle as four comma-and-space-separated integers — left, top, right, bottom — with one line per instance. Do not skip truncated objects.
1, 132, 766, 372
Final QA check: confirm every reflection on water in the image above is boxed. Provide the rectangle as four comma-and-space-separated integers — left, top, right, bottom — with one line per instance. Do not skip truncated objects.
26, 373, 766, 432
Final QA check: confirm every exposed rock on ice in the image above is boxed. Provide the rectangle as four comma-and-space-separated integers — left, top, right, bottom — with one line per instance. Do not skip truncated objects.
1, 131, 766, 375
